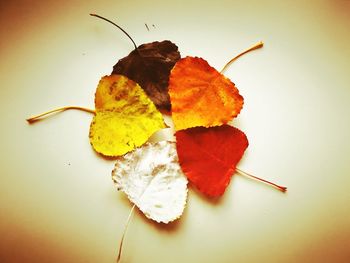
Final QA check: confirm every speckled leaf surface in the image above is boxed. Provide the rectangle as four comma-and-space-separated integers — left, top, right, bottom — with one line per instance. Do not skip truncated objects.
89, 74, 165, 157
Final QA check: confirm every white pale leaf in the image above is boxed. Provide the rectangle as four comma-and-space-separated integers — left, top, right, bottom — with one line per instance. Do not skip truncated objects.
112, 141, 188, 223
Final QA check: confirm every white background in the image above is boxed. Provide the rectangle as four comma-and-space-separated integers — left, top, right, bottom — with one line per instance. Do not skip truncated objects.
1, 0, 350, 262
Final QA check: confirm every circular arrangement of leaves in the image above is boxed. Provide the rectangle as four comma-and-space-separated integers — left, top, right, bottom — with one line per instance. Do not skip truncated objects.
27, 14, 286, 262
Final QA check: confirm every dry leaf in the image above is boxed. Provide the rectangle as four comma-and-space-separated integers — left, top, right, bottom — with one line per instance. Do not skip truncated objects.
112, 40, 181, 111
112, 141, 188, 223
89, 75, 165, 157
175, 125, 248, 197
169, 56, 244, 131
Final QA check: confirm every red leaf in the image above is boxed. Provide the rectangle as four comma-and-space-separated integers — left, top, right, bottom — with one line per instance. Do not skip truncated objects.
175, 125, 248, 197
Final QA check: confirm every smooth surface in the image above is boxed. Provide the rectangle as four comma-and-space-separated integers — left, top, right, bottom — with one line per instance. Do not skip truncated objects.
1, 0, 350, 262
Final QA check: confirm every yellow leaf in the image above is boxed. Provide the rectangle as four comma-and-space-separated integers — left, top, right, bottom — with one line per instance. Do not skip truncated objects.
89, 75, 165, 156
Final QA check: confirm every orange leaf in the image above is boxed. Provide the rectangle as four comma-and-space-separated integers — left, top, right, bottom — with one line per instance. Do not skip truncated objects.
169, 57, 244, 131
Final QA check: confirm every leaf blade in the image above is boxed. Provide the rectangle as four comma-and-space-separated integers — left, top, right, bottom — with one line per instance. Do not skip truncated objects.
169, 56, 244, 130
175, 125, 248, 197
89, 75, 165, 157
112, 141, 188, 223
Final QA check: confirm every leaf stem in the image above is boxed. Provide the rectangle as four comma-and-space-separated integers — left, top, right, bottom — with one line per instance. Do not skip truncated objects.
117, 204, 136, 263
26, 106, 95, 123
220, 41, 264, 74
236, 168, 287, 192
90, 13, 138, 50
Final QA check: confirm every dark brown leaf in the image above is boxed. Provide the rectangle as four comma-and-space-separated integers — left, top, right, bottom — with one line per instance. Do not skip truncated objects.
112, 40, 180, 112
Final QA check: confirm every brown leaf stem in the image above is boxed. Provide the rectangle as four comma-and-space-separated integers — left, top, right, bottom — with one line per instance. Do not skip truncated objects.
236, 168, 287, 192
26, 106, 95, 123
90, 13, 138, 50
220, 41, 264, 74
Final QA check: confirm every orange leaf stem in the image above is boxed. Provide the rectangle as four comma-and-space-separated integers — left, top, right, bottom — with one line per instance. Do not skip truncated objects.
220, 41, 264, 74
